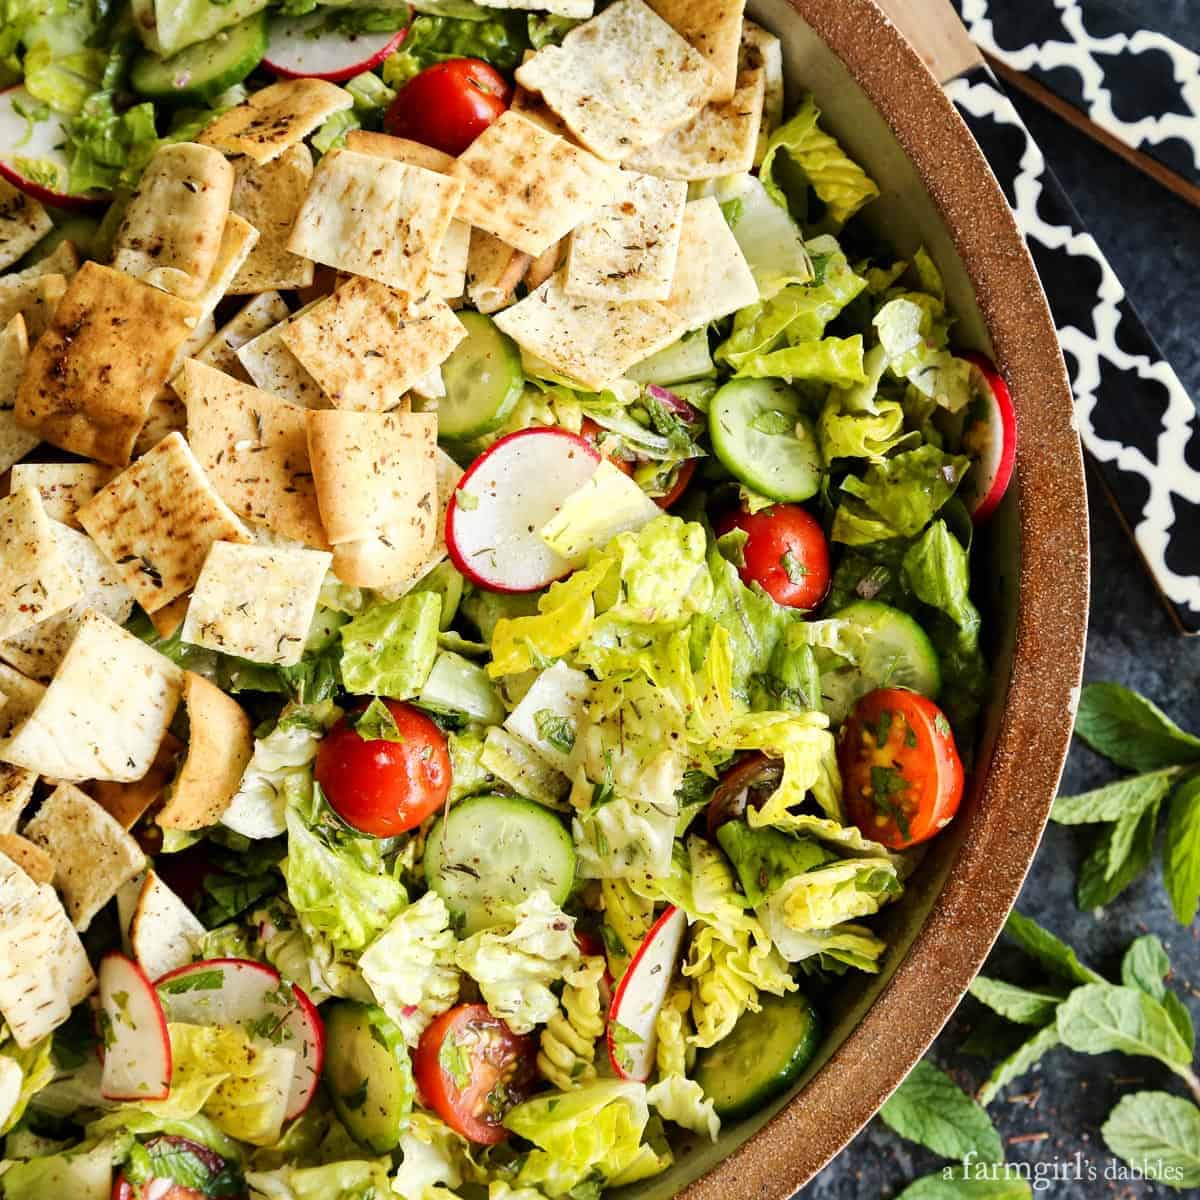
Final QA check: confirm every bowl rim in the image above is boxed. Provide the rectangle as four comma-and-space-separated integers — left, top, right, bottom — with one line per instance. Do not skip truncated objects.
678, 1, 1090, 1195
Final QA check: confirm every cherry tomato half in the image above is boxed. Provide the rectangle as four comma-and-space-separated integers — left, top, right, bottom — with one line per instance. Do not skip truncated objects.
384, 58, 512, 156
112, 1135, 236, 1200
655, 457, 696, 509
715, 503, 831, 610
314, 699, 451, 838
413, 1003, 536, 1144
580, 417, 634, 476
838, 688, 964, 850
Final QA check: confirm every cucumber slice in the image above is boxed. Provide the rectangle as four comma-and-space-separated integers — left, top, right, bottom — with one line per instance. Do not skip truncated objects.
628, 331, 716, 386
438, 312, 525, 440
323, 1002, 414, 1153
424, 794, 575, 934
821, 600, 942, 724
709, 378, 823, 501
131, 14, 269, 102
419, 650, 506, 724
694, 990, 821, 1121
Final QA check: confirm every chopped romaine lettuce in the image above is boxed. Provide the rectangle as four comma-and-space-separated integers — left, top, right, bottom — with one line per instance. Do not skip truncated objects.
339, 591, 441, 699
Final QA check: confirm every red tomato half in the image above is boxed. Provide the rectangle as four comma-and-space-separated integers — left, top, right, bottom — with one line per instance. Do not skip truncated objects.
715, 503, 831, 609
384, 58, 511, 156
580, 417, 633, 476
838, 688, 964, 850
315, 700, 451, 837
413, 1003, 536, 1144
655, 458, 696, 509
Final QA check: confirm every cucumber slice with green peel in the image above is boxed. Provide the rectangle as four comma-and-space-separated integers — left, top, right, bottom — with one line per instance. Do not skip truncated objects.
693, 990, 821, 1121
323, 1002, 414, 1153
131, 14, 269, 102
424, 793, 575, 934
821, 600, 942, 724
438, 312, 525, 440
709, 378, 823, 501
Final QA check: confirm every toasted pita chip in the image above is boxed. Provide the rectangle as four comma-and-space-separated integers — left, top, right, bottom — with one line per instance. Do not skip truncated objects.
0, 177, 52, 270
288, 149, 463, 293
511, 77, 575, 140
178, 360, 329, 549
623, 63, 764, 180
89, 732, 182, 831
129, 871, 206, 979
564, 170, 686, 301
0, 764, 36, 834
742, 19, 783, 160
228, 145, 316, 294
0, 522, 135, 679
200, 78, 353, 164
112, 143, 234, 301
192, 212, 260, 314
0, 663, 44, 738
0, 488, 82, 641
147, 596, 190, 640
466, 229, 531, 314
515, 0, 716, 161
452, 113, 619, 257
646, 0, 745, 102
0, 315, 39, 474
0, 272, 65, 341
0, 841, 37, 904
196, 291, 291, 377
410, 368, 443, 403
283, 279, 466, 413
373, 448, 464, 599
494, 271, 685, 391
182, 541, 331, 666
133, 387, 189, 459
158, 672, 253, 830
22, 781, 147, 929
525, 238, 566, 292
15, 262, 200, 466
341, 132, 469, 298
235, 311, 325, 409
664, 197, 758, 329
307, 409, 437, 548
45, 885, 96, 1004
7, 462, 118, 529
0, 884, 70, 1046
78, 431, 251, 615
0, 834, 52, 884
9, 240, 78, 281
0, 608, 183, 784
345, 130, 454, 173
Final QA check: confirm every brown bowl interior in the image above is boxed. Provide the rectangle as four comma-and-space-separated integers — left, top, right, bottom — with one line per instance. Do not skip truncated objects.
613, 1, 1090, 1196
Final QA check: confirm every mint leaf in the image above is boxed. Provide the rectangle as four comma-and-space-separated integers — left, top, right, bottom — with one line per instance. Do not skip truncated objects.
1122, 935, 1171, 999
1164, 774, 1200, 925
1056, 985, 1194, 1079
1002, 912, 1104, 985
1076, 799, 1159, 910
879, 1060, 1003, 1163
1102, 1091, 1200, 1190
967, 976, 1063, 1026
1074, 683, 1200, 772
895, 1167, 1033, 1198
533, 708, 575, 755
351, 698, 405, 743
977, 1023, 1062, 1107
1050, 768, 1178, 825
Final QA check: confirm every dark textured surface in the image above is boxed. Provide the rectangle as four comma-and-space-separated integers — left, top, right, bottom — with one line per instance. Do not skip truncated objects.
804, 12, 1200, 1197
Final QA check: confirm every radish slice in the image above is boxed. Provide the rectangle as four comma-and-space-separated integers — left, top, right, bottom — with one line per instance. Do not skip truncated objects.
155, 957, 324, 1119
957, 351, 1016, 523
99, 952, 172, 1101
445, 427, 601, 593
264, 13, 408, 82
606, 906, 687, 1082
0, 86, 107, 209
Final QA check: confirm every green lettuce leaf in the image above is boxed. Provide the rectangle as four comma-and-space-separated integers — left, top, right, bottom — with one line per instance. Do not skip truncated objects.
716, 820, 834, 906
832, 444, 969, 545
873, 296, 972, 413
453, 892, 581, 1034
391, 1111, 483, 1200
281, 808, 407, 953
760, 95, 880, 229
733, 334, 867, 387
757, 916, 888, 973
0, 1135, 126, 1200
245, 1159, 393, 1199
339, 591, 441, 699
0, 1035, 54, 1134
646, 1075, 720, 1143
504, 1080, 662, 1197
763, 858, 902, 934
381, 10, 530, 86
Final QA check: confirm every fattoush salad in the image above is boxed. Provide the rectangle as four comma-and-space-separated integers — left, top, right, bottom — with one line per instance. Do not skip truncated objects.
0, 0, 1017, 1196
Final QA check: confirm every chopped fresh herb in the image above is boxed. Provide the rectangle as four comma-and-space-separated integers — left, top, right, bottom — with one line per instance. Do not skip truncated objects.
779, 548, 810, 584
352, 698, 405, 743
534, 708, 576, 754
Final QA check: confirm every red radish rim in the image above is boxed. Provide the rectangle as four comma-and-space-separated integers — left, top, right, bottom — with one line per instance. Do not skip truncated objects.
605, 904, 686, 1082
444, 426, 601, 595
154, 955, 282, 987
0, 85, 109, 211
264, 20, 409, 83
957, 350, 1017, 524
99, 951, 172, 1101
